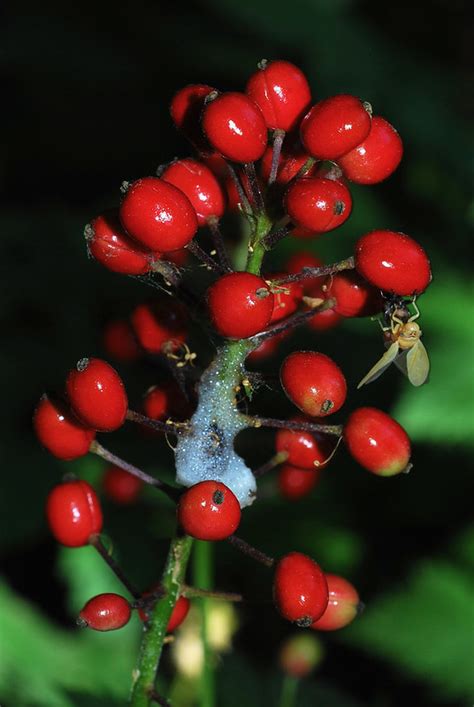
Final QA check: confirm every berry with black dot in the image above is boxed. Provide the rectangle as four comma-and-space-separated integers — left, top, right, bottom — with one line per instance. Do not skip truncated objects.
177, 481, 241, 541
273, 551, 328, 625
280, 351, 347, 417
77, 593, 131, 631
207, 272, 274, 339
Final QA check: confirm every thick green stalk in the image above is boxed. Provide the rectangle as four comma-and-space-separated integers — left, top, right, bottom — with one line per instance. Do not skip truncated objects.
278, 675, 299, 707
193, 541, 215, 707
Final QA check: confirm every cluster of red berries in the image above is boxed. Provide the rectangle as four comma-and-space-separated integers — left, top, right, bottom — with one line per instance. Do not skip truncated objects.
34, 59, 432, 702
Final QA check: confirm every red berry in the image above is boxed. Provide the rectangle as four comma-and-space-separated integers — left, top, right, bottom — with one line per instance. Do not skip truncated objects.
102, 319, 140, 363
46, 479, 103, 547
170, 83, 214, 151
338, 116, 403, 184
246, 331, 288, 364
246, 60, 311, 132
120, 177, 198, 252
34, 395, 95, 461
167, 596, 191, 632
301, 95, 372, 160
130, 301, 187, 354
275, 417, 335, 469
306, 287, 342, 332
273, 552, 328, 625
66, 358, 128, 432
143, 381, 191, 422
202, 92, 268, 163
286, 251, 325, 293
311, 574, 360, 631
325, 271, 383, 317
161, 158, 225, 225
280, 351, 347, 417
207, 272, 274, 339
343, 407, 411, 476
355, 230, 432, 296
78, 593, 131, 631
177, 481, 241, 541
260, 141, 314, 186
285, 177, 352, 233
86, 211, 152, 275
278, 464, 321, 500
103, 465, 143, 504
268, 273, 303, 323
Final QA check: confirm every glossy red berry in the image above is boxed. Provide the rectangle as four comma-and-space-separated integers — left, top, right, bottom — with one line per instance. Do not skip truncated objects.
344, 407, 411, 476
46, 479, 103, 547
78, 593, 131, 631
202, 92, 268, 163
34, 395, 95, 461
268, 273, 303, 323
280, 351, 347, 417
102, 319, 140, 363
142, 381, 192, 422
325, 271, 383, 317
103, 465, 143, 505
167, 596, 191, 632
355, 230, 432, 296
246, 60, 311, 132
120, 177, 198, 252
285, 177, 352, 233
275, 417, 335, 469
170, 83, 214, 150
66, 358, 128, 432
207, 272, 274, 339
85, 211, 152, 275
273, 552, 328, 625
130, 301, 187, 354
338, 116, 403, 184
311, 574, 360, 631
161, 158, 226, 225
301, 95, 372, 159
278, 464, 321, 500
177, 481, 241, 541
260, 141, 315, 186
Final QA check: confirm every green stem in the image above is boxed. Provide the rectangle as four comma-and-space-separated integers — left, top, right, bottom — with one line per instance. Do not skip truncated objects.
130, 535, 193, 707
193, 541, 216, 707
279, 675, 299, 707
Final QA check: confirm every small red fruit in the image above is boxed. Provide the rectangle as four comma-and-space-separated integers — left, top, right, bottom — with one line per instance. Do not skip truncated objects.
207, 272, 274, 339
161, 158, 225, 225
278, 464, 321, 500
102, 319, 140, 363
355, 230, 432, 296
177, 481, 241, 541
338, 116, 403, 184
120, 177, 198, 252
85, 211, 152, 275
78, 593, 131, 631
280, 351, 347, 417
311, 574, 360, 631
275, 417, 335, 469
285, 177, 352, 233
343, 407, 411, 476
167, 596, 191, 632
246, 60, 311, 132
143, 381, 191, 422
34, 395, 95, 461
130, 301, 187, 354
268, 273, 303, 323
170, 83, 214, 150
286, 251, 325, 292
260, 140, 315, 186
273, 552, 328, 625
301, 95, 372, 160
103, 465, 143, 505
202, 92, 268, 163
325, 271, 383, 317
66, 358, 128, 432
46, 479, 103, 547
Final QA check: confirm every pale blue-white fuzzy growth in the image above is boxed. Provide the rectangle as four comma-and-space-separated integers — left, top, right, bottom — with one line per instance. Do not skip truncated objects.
174, 350, 257, 508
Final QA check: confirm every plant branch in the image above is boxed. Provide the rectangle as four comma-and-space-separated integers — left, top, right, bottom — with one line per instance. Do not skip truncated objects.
226, 162, 253, 216
250, 298, 336, 343
253, 451, 289, 478
207, 217, 233, 271
242, 416, 343, 437
268, 129, 285, 185
244, 162, 265, 213
271, 257, 355, 285
193, 540, 216, 707
227, 535, 274, 568
89, 533, 141, 599
187, 240, 226, 274
182, 584, 242, 602
125, 408, 189, 435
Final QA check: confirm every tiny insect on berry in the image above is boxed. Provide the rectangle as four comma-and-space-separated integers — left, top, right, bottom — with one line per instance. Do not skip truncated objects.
130, 301, 187, 354
338, 116, 403, 184
170, 83, 214, 151
278, 464, 321, 501
103, 465, 143, 505
343, 407, 411, 476
66, 357, 128, 432
177, 481, 241, 541
325, 270, 383, 318
207, 272, 274, 339
355, 229, 432, 296
202, 92, 268, 163
275, 417, 335, 469
273, 551, 329, 625
85, 211, 153, 275
77, 593, 131, 631
311, 574, 360, 631
102, 319, 141, 363
33, 394, 95, 460
280, 351, 347, 417
161, 158, 226, 225
246, 59, 311, 132
46, 479, 103, 547
301, 95, 372, 160
285, 177, 352, 233
120, 177, 198, 252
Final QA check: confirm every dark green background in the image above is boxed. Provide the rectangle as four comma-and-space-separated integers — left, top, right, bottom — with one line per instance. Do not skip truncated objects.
1, 1, 473, 706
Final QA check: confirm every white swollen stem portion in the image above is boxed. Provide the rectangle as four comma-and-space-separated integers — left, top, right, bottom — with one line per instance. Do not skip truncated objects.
174, 348, 257, 508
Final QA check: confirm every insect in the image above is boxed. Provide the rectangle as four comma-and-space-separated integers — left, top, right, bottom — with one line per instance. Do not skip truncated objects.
358, 297, 430, 388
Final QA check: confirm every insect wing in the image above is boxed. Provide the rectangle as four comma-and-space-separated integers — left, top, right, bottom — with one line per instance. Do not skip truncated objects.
406, 340, 430, 386
357, 342, 400, 388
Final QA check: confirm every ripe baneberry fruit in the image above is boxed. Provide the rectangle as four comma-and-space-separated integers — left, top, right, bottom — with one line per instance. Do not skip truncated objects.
285, 177, 352, 233
77, 593, 131, 631
102, 319, 140, 363
260, 141, 315, 186
161, 158, 226, 225
286, 251, 325, 292
130, 301, 187, 354
325, 270, 383, 317
85, 211, 152, 275
34, 394, 95, 460
139, 591, 190, 632
273, 552, 328, 625
170, 83, 214, 151
280, 351, 347, 417
275, 417, 335, 468
46, 479, 103, 547
278, 464, 321, 500
177, 481, 241, 540
103, 465, 143, 505
207, 272, 274, 339
268, 273, 303, 323
338, 116, 403, 184
301, 95, 372, 159
311, 574, 360, 631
